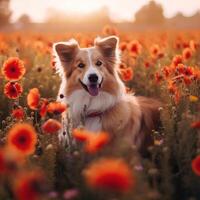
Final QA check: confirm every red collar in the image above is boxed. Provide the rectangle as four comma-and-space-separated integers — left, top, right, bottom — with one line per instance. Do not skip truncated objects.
86, 111, 103, 118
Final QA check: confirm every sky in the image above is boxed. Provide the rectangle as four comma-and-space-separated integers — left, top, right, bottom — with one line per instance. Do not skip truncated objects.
10, 0, 200, 22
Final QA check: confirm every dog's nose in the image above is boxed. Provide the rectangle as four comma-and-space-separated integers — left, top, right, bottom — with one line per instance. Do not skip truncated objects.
88, 74, 98, 83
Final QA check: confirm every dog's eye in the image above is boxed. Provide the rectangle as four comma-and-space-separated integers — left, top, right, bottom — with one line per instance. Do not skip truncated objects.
96, 60, 102, 67
78, 63, 85, 68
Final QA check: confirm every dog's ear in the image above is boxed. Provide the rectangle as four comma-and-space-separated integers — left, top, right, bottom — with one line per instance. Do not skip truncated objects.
53, 39, 79, 63
94, 36, 119, 58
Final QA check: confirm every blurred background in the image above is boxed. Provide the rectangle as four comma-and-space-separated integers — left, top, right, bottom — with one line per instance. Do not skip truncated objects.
0, 0, 200, 32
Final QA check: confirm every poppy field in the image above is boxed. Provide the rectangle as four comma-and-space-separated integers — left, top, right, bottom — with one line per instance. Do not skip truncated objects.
0, 27, 200, 200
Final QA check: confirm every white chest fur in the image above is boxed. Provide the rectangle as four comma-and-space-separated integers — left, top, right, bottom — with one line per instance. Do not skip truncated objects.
84, 116, 102, 132
66, 89, 117, 132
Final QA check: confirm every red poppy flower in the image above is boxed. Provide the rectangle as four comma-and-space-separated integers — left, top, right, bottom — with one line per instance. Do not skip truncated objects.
42, 119, 62, 134
120, 67, 133, 82
158, 52, 164, 59
191, 121, 200, 129
171, 55, 183, 67
51, 55, 56, 69
162, 66, 171, 77
176, 64, 185, 74
182, 48, 193, 60
39, 99, 48, 117
73, 129, 90, 142
47, 102, 67, 115
120, 42, 127, 51
174, 40, 182, 50
183, 41, 190, 48
7, 123, 37, 156
167, 81, 177, 94
27, 88, 40, 110
73, 129, 110, 153
185, 67, 193, 76
150, 44, 160, 59
193, 68, 200, 80
14, 171, 45, 200
183, 76, 192, 85
83, 158, 134, 192
191, 155, 200, 176
2, 57, 26, 81
85, 133, 110, 154
144, 60, 151, 68
11, 107, 24, 120
102, 25, 118, 36
155, 72, 163, 84
190, 40, 198, 52
4, 82, 23, 99
128, 40, 142, 57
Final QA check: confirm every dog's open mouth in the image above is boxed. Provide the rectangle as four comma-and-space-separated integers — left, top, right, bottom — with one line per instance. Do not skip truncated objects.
79, 79, 103, 96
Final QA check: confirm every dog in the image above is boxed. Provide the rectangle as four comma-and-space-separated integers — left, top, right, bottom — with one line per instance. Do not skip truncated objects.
53, 36, 161, 153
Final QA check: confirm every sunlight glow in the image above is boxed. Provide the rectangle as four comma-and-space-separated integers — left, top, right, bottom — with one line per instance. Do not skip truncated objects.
10, 0, 200, 22
48, 0, 100, 14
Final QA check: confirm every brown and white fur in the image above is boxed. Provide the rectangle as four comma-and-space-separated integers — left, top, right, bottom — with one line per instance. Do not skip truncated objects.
53, 36, 161, 153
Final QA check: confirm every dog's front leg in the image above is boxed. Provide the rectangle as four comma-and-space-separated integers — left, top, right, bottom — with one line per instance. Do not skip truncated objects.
58, 111, 73, 148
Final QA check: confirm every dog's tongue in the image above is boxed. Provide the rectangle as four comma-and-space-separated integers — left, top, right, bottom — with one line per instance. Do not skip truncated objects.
88, 84, 99, 96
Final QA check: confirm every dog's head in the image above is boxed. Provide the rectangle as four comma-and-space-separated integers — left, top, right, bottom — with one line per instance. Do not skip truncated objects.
53, 36, 124, 97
